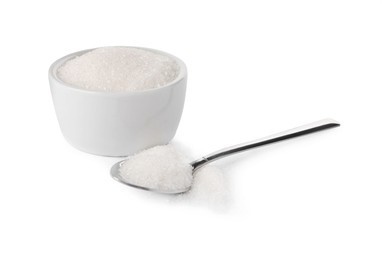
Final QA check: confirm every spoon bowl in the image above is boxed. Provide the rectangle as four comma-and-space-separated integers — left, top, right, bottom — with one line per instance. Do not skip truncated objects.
110, 160, 192, 194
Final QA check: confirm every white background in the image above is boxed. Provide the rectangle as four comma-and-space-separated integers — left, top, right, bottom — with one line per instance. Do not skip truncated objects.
1, 0, 381, 259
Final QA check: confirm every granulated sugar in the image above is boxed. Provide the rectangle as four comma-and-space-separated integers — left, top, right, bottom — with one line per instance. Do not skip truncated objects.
57, 47, 180, 92
182, 166, 229, 210
119, 145, 193, 193
119, 144, 230, 210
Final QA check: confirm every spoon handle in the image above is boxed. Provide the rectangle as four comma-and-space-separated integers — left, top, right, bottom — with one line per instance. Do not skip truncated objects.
191, 118, 340, 170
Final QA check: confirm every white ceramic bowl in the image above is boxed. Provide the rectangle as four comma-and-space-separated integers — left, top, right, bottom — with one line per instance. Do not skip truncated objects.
49, 47, 187, 156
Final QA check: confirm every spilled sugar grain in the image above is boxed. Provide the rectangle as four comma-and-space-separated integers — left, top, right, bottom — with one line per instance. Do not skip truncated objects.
177, 165, 230, 211
57, 47, 180, 92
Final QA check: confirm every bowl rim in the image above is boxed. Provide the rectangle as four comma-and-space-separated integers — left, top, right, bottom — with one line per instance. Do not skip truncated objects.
48, 46, 187, 96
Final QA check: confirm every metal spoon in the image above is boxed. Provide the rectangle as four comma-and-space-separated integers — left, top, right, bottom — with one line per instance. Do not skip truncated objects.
111, 118, 340, 194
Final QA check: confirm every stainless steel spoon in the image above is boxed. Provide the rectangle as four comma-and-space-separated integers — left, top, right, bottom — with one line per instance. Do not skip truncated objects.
111, 118, 340, 194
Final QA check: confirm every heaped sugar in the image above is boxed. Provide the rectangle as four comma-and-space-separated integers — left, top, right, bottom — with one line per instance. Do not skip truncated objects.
57, 47, 180, 92
119, 144, 193, 193
118, 143, 230, 210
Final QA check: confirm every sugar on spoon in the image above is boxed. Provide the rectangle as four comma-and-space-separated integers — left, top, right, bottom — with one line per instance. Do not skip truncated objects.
111, 118, 340, 194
